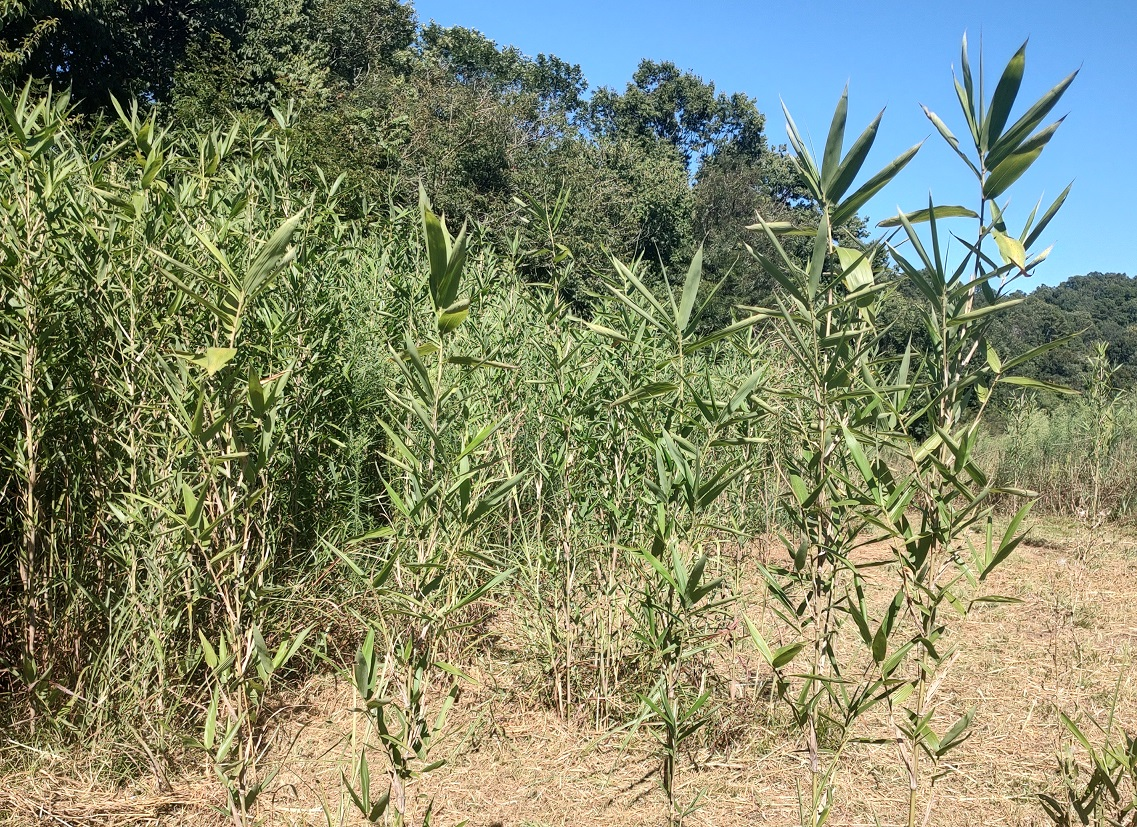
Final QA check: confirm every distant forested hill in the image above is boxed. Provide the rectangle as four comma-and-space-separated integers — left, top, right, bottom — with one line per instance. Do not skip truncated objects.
989, 272, 1137, 392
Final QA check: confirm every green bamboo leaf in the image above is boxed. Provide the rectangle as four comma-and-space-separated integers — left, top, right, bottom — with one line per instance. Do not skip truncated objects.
946, 298, 1023, 327
204, 692, 218, 750
959, 34, 979, 142
273, 627, 311, 671
782, 100, 822, 197
877, 205, 978, 228
984, 41, 1027, 146
190, 347, 238, 376
842, 424, 874, 484
0, 88, 26, 143
579, 320, 629, 343
359, 750, 371, 809
986, 346, 1003, 374
954, 75, 979, 148
696, 466, 744, 511
1060, 712, 1094, 754
687, 554, 707, 595
743, 220, 799, 234
788, 474, 810, 507
982, 501, 1033, 579
726, 365, 768, 413
820, 85, 849, 193
921, 105, 980, 177
807, 212, 829, 299
998, 375, 1078, 395
421, 189, 449, 309
983, 119, 1063, 200
871, 624, 888, 664
1024, 182, 1072, 249
354, 629, 376, 699
252, 625, 273, 677
244, 210, 304, 297
743, 616, 775, 665
936, 708, 976, 756
439, 221, 468, 309
465, 475, 526, 525
445, 355, 516, 370
969, 595, 1023, 606
437, 298, 470, 334
1001, 330, 1083, 372
829, 109, 884, 204
455, 419, 505, 463
611, 382, 679, 408
683, 312, 767, 354
835, 247, 874, 291
993, 231, 1026, 269
639, 548, 680, 593
215, 719, 240, 762
198, 630, 219, 672
832, 142, 922, 227
987, 68, 1078, 170
772, 643, 805, 669
881, 641, 914, 678
676, 246, 703, 333
608, 260, 671, 335
847, 590, 873, 646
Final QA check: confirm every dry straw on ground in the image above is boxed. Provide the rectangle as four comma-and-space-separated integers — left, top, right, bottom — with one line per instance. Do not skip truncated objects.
3, 520, 1135, 827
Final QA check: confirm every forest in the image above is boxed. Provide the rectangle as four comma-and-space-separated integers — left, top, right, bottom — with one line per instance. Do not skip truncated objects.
1, 2, 1135, 826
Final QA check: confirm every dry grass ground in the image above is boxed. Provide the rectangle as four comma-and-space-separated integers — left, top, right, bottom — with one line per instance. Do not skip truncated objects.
3, 518, 1135, 827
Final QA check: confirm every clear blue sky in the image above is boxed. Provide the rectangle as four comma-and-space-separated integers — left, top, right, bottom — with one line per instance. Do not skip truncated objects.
413, 0, 1135, 288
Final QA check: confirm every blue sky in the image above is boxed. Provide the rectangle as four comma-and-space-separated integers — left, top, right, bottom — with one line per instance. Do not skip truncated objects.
413, 0, 1135, 288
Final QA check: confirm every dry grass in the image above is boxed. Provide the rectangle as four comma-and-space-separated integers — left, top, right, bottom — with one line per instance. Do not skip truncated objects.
3, 519, 1135, 827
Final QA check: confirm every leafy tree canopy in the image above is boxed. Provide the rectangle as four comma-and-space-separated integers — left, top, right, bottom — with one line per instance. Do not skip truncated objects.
589, 59, 767, 168
989, 272, 1137, 392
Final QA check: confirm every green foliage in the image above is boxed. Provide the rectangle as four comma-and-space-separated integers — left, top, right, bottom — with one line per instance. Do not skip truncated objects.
988, 345, 1137, 519
744, 35, 1077, 827
987, 272, 1137, 394
0, 86, 363, 753
0, 18, 1103, 827
590, 59, 766, 168
5, 1, 819, 295
1041, 699, 1137, 827
3, 0, 416, 111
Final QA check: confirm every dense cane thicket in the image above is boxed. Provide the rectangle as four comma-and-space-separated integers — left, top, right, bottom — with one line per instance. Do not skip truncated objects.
1, 25, 1134, 827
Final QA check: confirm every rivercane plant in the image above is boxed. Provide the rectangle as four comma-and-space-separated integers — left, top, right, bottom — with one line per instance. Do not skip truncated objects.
881, 36, 1079, 823
345, 565, 506, 827
156, 201, 313, 827
1041, 695, 1137, 827
343, 191, 517, 825
745, 85, 922, 826
603, 249, 769, 822
747, 35, 1077, 827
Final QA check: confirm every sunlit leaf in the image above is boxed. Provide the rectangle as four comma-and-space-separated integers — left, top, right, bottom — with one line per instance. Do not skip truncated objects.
190, 347, 238, 376
877, 205, 978, 228
984, 41, 1027, 147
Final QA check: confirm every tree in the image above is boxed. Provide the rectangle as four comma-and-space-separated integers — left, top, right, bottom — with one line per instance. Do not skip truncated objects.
1, 0, 211, 105
1, 1, 66, 84
987, 272, 1137, 393
2, 0, 417, 113
691, 146, 816, 325
313, 0, 416, 85
589, 60, 766, 169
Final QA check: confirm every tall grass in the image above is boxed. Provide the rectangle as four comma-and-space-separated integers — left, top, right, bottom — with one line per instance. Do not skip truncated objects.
0, 90, 370, 746
0, 81, 779, 744
986, 348, 1137, 520
0, 35, 1100, 827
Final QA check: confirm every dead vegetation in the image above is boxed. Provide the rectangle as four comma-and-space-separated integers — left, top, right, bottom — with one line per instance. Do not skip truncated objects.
3, 520, 1133, 827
